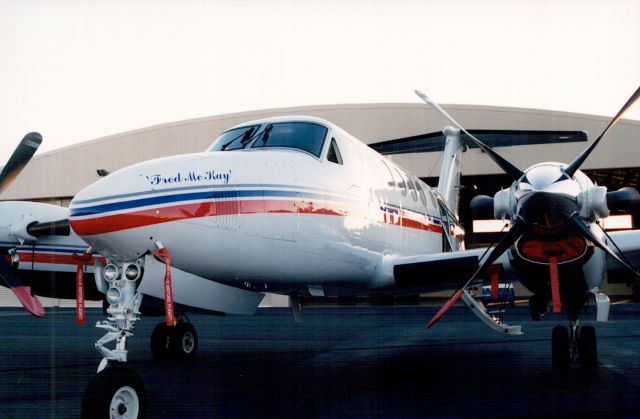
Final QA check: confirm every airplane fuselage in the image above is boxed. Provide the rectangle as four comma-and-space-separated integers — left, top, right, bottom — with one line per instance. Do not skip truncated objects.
69, 117, 450, 295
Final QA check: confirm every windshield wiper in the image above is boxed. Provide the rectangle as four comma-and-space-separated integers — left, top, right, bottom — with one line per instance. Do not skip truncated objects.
221, 127, 256, 151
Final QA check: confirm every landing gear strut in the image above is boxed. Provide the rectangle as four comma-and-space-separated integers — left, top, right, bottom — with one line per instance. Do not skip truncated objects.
93, 258, 145, 372
150, 319, 198, 360
551, 323, 597, 372
82, 257, 148, 418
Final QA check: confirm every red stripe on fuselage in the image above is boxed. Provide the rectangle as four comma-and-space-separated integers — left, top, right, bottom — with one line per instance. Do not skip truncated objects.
70, 199, 443, 236
16, 252, 106, 266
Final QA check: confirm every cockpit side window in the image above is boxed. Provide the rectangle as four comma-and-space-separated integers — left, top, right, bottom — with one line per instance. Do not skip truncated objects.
415, 179, 428, 207
394, 168, 407, 196
251, 122, 328, 157
381, 160, 396, 189
405, 172, 418, 202
327, 138, 343, 164
208, 125, 260, 152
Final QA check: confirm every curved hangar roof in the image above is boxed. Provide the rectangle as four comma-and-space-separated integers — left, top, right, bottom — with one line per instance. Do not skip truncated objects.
2, 103, 640, 202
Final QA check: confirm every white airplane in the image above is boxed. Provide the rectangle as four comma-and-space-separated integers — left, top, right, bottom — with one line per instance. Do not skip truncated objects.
1, 87, 639, 418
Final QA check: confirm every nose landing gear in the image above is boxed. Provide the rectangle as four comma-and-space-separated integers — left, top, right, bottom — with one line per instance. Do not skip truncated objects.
82, 257, 148, 418
81, 364, 147, 419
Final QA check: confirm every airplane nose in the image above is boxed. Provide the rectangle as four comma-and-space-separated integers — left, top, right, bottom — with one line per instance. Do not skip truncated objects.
68, 152, 238, 261
68, 167, 154, 261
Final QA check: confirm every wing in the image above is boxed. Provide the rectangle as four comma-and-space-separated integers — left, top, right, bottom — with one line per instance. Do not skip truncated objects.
605, 230, 640, 272
391, 247, 514, 293
387, 248, 522, 335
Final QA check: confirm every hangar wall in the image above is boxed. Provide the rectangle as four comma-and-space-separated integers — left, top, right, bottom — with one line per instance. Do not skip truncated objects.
3, 103, 640, 202
1, 103, 639, 306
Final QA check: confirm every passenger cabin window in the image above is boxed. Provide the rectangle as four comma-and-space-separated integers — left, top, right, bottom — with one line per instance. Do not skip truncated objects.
251, 122, 328, 157
208, 125, 260, 151
327, 138, 343, 164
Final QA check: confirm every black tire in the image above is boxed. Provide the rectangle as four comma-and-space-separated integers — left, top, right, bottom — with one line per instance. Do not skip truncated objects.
579, 325, 597, 372
150, 322, 172, 360
552, 325, 570, 373
170, 322, 198, 359
81, 364, 147, 419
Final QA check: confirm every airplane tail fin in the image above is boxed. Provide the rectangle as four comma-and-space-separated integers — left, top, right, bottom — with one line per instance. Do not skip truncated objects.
437, 126, 464, 217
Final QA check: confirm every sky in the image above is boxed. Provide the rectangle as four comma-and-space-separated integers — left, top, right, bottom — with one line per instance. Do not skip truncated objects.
1, 0, 639, 165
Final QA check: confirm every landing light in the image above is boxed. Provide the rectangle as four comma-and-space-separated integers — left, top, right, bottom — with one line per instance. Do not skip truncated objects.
124, 264, 140, 281
106, 287, 121, 305
103, 264, 119, 281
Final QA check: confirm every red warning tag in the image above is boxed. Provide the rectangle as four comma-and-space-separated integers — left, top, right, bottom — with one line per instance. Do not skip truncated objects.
71, 248, 93, 326
154, 247, 176, 327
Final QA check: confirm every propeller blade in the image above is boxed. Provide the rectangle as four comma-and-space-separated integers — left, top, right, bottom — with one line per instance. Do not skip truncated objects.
427, 221, 524, 328
568, 217, 640, 278
26, 219, 71, 237
565, 86, 640, 177
0, 252, 45, 317
415, 90, 524, 180
0, 132, 43, 194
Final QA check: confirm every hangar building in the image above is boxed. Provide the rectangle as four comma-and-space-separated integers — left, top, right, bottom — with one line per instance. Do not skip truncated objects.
1, 103, 639, 305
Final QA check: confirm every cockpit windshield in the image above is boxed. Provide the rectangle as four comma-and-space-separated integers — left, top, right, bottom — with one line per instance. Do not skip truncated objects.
251, 122, 328, 157
208, 121, 328, 157
208, 125, 260, 152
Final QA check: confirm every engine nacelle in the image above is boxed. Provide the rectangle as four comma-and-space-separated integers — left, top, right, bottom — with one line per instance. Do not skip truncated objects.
578, 186, 609, 220
0, 201, 69, 244
493, 189, 514, 220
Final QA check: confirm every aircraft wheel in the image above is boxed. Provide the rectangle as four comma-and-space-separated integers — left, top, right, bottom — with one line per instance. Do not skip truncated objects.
170, 321, 198, 359
552, 325, 570, 373
150, 323, 172, 360
579, 325, 597, 372
81, 364, 147, 419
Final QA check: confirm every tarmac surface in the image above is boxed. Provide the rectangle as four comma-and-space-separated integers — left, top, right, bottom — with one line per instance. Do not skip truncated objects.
1, 304, 640, 418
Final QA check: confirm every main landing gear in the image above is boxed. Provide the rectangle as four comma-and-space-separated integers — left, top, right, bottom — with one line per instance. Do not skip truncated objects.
151, 319, 199, 360
551, 323, 597, 373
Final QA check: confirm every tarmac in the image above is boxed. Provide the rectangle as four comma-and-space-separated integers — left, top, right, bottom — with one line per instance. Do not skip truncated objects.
1, 304, 640, 418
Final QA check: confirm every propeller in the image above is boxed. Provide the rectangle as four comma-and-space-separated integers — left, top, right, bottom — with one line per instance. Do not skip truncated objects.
427, 221, 525, 328
0, 132, 42, 194
415, 90, 524, 180
0, 254, 45, 317
0, 132, 47, 316
564, 86, 640, 177
26, 218, 71, 237
418, 85, 640, 327
567, 216, 640, 278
